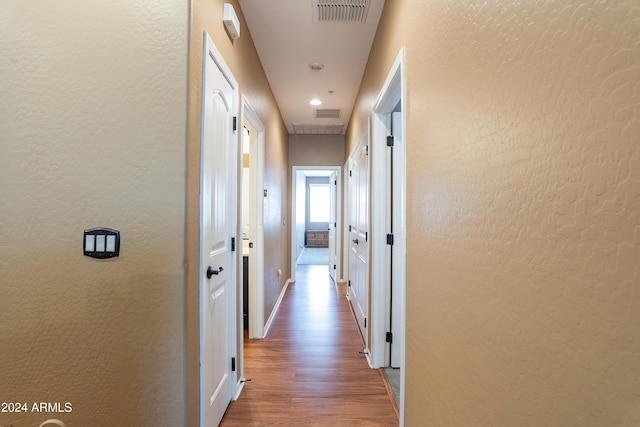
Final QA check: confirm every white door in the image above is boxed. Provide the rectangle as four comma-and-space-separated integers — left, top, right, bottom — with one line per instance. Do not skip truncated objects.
328, 171, 337, 280
349, 141, 369, 349
200, 34, 238, 427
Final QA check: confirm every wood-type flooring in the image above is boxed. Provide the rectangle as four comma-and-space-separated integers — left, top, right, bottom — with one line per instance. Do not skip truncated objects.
220, 264, 398, 426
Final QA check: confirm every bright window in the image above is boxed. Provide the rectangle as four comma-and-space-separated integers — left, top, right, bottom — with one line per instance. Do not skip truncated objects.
309, 184, 330, 222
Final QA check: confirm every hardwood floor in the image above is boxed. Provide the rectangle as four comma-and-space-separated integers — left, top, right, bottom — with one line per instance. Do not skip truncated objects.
220, 264, 398, 426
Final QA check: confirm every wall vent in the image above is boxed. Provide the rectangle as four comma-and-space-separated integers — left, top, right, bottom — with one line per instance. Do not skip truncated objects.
314, 108, 342, 119
292, 123, 344, 134
313, 0, 371, 23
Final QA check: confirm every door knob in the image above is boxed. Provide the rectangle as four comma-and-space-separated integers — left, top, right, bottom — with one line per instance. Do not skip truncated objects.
352, 238, 359, 245
207, 266, 223, 278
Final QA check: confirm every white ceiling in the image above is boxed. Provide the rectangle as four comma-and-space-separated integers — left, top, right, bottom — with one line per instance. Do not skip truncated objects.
237, 0, 385, 135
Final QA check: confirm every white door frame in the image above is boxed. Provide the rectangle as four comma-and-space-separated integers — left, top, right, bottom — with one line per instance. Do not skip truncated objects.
328, 171, 338, 282
342, 159, 351, 284
370, 47, 407, 425
240, 96, 265, 341
290, 166, 342, 283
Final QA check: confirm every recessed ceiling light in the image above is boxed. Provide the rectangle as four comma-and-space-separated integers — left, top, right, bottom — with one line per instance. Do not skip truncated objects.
309, 99, 322, 106
309, 62, 324, 71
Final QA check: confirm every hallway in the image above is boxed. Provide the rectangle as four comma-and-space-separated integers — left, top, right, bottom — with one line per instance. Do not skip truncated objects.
220, 265, 398, 426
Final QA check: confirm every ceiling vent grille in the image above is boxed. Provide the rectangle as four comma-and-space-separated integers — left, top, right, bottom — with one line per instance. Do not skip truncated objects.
314, 108, 342, 119
293, 123, 345, 134
313, 0, 371, 23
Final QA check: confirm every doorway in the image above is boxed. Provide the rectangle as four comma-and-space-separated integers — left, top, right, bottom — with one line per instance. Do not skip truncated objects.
370, 47, 407, 424
291, 166, 341, 282
239, 96, 265, 343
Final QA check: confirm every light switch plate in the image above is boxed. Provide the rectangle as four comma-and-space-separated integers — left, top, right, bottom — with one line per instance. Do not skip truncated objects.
84, 228, 120, 259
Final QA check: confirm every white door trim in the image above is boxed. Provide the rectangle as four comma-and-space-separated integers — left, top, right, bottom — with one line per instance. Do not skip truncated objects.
370, 46, 407, 425
328, 171, 338, 282
342, 159, 351, 284
290, 166, 342, 283
240, 96, 265, 340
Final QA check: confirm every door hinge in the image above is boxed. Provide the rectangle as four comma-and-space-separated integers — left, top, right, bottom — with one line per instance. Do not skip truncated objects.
365, 232, 368, 242
386, 135, 395, 147
233, 116, 237, 132
386, 332, 393, 343
333, 264, 336, 270
231, 237, 236, 252
348, 280, 351, 287
365, 145, 369, 155
386, 234, 394, 245
364, 318, 367, 328
349, 225, 352, 232
231, 357, 236, 372
334, 222, 337, 228
349, 170, 352, 177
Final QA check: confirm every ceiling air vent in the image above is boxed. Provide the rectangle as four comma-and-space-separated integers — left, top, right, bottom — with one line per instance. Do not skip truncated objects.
313, 0, 371, 23
293, 123, 345, 134
314, 108, 342, 119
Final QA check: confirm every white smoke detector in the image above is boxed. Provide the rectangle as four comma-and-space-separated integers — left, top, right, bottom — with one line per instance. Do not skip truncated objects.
223, 3, 240, 40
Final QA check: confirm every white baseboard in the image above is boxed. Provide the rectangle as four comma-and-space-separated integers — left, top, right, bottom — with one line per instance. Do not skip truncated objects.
233, 380, 245, 401
263, 278, 292, 337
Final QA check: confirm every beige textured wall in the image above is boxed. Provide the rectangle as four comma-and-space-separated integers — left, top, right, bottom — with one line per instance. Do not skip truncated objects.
347, 1, 640, 425
0, 1, 188, 426
289, 134, 346, 166
186, 0, 290, 424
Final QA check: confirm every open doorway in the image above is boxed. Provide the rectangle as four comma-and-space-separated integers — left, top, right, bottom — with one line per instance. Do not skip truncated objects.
291, 167, 341, 282
239, 96, 265, 346
370, 47, 407, 423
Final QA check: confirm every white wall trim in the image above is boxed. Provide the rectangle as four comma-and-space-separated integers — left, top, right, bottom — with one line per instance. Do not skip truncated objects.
263, 278, 293, 337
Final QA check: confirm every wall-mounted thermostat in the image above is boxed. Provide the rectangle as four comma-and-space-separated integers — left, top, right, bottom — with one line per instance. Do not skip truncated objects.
84, 228, 120, 259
